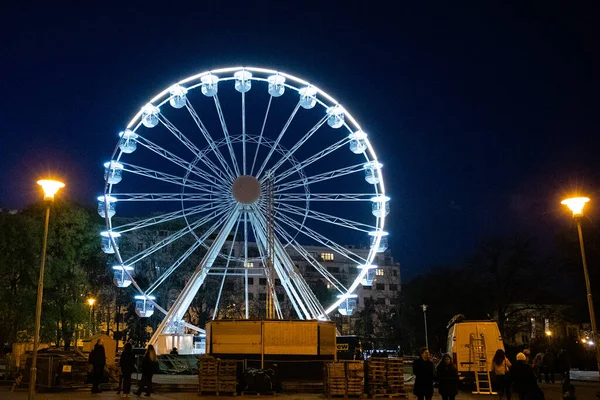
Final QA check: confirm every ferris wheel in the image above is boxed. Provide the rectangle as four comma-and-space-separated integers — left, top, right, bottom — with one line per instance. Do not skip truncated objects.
98, 66, 390, 345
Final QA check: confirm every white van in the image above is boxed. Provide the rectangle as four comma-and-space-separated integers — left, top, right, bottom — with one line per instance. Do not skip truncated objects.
447, 319, 504, 382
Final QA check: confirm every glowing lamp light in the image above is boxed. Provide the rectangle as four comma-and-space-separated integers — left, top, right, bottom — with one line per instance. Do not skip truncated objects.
589, 341, 595, 346
37, 180, 65, 201
582, 338, 588, 344
561, 197, 590, 217
545, 330, 552, 336
87, 298, 96, 307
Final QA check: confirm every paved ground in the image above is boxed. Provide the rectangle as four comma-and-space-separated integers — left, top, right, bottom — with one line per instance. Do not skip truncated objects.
2, 382, 599, 400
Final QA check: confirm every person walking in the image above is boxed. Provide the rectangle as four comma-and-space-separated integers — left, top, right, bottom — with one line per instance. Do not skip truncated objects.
492, 349, 512, 400
511, 352, 539, 400
120, 343, 136, 398
135, 344, 158, 397
88, 339, 106, 394
413, 347, 435, 400
532, 352, 544, 383
436, 354, 459, 400
557, 349, 571, 380
543, 348, 556, 384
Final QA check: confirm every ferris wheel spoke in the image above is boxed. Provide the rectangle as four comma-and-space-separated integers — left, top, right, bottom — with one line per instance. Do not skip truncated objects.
274, 163, 365, 193
185, 101, 237, 180
273, 210, 368, 265
146, 239, 202, 296
250, 96, 273, 176
120, 162, 228, 194
213, 95, 241, 176
213, 214, 243, 320
110, 193, 230, 202
135, 134, 223, 186
273, 137, 350, 184
275, 193, 374, 202
114, 202, 231, 234
263, 115, 328, 179
157, 113, 231, 183
242, 91, 247, 175
276, 202, 377, 233
255, 102, 301, 179
123, 203, 235, 267
272, 221, 347, 294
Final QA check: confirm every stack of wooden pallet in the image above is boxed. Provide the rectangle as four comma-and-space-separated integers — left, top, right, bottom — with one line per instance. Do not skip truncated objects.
324, 362, 347, 397
346, 361, 365, 397
366, 357, 406, 398
198, 356, 238, 396
366, 358, 387, 396
198, 356, 218, 395
218, 360, 238, 393
385, 358, 405, 397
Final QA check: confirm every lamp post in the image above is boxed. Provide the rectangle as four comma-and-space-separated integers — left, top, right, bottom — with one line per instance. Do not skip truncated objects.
561, 196, 600, 375
421, 304, 429, 349
87, 298, 96, 336
29, 179, 64, 400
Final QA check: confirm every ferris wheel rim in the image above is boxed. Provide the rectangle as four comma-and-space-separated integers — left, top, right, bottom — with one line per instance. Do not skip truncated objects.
101, 65, 388, 322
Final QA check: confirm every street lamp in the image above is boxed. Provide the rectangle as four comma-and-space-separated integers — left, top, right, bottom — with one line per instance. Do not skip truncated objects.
561, 196, 600, 375
87, 298, 96, 336
29, 179, 64, 400
421, 304, 429, 349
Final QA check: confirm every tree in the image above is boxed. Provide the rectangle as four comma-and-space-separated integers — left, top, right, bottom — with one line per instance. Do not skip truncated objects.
0, 210, 39, 351
21, 201, 106, 350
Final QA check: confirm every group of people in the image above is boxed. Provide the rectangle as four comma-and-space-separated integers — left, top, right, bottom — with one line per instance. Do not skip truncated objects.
492, 349, 549, 400
87, 338, 159, 397
412, 346, 575, 400
412, 347, 459, 400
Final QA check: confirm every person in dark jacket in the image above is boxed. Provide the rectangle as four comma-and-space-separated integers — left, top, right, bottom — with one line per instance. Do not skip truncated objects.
436, 353, 459, 400
89, 339, 106, 394
557, 349, 571, 380
120, 343, 136, 398
543, 349, 556, 384
135, 344, 158, 397
413, 347, 435, 400
511, 352, 540, 400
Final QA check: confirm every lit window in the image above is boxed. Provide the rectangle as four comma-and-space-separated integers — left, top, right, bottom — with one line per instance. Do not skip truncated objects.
245, 262, 254, 268
321, 253, 334, 261
376, 268, 384, 276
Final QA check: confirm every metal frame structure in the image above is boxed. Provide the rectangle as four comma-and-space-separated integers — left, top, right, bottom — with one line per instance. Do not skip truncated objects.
99, 66, 390, 348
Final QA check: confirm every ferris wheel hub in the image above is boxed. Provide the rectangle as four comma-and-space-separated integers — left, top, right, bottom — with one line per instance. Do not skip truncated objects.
232, 175, 261, 204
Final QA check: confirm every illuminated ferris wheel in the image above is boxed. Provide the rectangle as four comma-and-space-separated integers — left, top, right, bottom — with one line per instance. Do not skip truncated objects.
98, 66, 390, 346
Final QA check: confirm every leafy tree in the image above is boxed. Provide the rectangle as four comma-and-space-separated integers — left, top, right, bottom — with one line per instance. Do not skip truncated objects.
0, 210, 39, 351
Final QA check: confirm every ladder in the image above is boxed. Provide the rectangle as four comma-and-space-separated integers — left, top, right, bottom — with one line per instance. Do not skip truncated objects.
470, 333, 496, 395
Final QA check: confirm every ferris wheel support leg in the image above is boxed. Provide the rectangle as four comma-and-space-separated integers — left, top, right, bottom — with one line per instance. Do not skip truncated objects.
251, 207, 325, 319
148, 208, 241, 353
249, 211, 307, 319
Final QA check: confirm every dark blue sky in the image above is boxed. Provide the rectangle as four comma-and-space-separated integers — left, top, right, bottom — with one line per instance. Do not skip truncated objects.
1, 1, 598, 278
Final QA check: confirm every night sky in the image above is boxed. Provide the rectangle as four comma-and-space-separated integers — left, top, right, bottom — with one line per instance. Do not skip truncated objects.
1, 2, 598, 278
